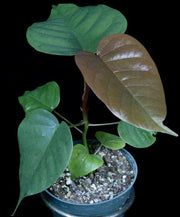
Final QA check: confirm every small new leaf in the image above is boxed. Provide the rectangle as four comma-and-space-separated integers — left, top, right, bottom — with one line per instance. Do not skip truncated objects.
95, 131, 125, 150
68, 144, 104, 180
118, 121, 156, 148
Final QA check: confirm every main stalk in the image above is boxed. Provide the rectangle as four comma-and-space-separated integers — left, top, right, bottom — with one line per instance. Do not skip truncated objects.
82, 82, 90, 149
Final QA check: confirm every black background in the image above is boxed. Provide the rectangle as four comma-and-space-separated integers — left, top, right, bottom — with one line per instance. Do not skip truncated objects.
2, 0, 179, 216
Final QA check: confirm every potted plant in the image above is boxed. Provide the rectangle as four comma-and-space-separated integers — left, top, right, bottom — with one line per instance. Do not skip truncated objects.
13, 3, 178, 216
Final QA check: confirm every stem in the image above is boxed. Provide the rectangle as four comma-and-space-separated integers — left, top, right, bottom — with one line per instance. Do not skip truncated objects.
69, 121, 85, 128
94, 144, 102, 155
53, 110, 83, 134
82, 121, 88, 149
89, 121, 119, 127
82, 82, 90, 149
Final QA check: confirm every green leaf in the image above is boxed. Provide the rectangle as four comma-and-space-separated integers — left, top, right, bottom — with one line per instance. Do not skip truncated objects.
18, 81, 60, 115
75, 34, 178, 136
14, 109, 73, 214
26, 4, 127, 55
95, 131, 125, 150
68, 144, 104, 180
118, 121, 156, 148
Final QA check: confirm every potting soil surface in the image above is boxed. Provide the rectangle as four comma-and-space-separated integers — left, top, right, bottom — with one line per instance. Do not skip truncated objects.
49, 147, 135, 204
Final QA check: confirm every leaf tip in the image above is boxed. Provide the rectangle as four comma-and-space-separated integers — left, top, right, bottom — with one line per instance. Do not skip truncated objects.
167, 130, 178, 137
157, 123, 178, 137
11, 196, 23, 216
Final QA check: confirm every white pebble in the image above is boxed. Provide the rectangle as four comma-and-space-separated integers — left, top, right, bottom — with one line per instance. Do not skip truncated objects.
66, 178, 72, 185
109, 195, 114, 200
91, 184, 96, 189
99, 152, 106, 157
123, 175, 127, 179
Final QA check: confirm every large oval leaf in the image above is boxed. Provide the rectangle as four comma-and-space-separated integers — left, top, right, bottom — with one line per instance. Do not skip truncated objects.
26, 4, 127, 55
15, 109, 73, 213
18, 81, 60, 115
75, 34, 177, 136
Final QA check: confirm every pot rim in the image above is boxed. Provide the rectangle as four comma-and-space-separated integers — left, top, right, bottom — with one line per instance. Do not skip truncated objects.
44, 147, 138, 207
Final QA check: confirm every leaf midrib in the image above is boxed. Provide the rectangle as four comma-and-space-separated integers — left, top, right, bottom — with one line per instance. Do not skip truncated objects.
97, 53, 162, 130
25, 123, 60, 194
55, 9, 85, 50
25, 94, 52, 112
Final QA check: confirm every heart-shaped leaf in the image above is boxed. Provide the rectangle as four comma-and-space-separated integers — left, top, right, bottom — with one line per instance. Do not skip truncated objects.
95, 131, 125, 150
118, 121, 156, 148
75, 34, 177, 136
19, 81, 60, 115
14, 109, 73, 214
26, 4, 127, 55
68, 144, 104, 180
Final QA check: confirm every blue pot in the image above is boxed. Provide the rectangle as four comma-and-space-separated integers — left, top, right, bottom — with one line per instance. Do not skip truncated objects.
41, 145, 138, 217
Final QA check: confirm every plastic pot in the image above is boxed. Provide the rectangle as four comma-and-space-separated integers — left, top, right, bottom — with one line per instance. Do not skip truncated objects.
41, 144, 138, 217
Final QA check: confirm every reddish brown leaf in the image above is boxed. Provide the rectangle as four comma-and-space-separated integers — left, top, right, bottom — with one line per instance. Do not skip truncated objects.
75, 34, 177, 136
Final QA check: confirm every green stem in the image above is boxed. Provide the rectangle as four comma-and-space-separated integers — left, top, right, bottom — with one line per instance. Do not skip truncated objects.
94, 144, 102, 155
82, 82, 90, 149
88, 121, 119, 127
69, 121, 85, 128
82, 120, 89, 149
53, 110, 83, 134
